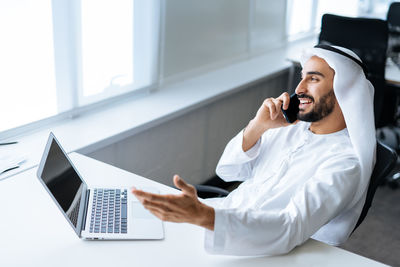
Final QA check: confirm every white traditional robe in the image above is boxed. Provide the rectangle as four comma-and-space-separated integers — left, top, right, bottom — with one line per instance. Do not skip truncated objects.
203, 121, 364, 256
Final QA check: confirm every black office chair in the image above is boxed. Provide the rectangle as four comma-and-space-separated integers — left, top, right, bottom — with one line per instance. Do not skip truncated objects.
318, 14, 389, 128
195, 184, 230, 198
195, 141, 397, 234
352, 140, 397, 233
387, 2, 400, 71
387, 2, 400, 34
383, 2, 400, 188
386, 2, 400, 118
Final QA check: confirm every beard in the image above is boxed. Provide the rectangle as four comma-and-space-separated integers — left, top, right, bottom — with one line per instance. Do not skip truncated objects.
297, 89, 336, 122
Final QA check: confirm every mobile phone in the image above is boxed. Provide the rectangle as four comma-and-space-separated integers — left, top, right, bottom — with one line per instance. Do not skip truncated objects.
281, 93, 300, 123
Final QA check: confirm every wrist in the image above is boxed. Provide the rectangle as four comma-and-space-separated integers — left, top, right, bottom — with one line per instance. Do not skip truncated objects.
196, 203, 215, 231
246, 119, 269, 136
242, 120, 268, 152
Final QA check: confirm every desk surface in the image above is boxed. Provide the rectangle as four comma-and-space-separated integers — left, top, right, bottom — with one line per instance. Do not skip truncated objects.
0, 153, 388, 267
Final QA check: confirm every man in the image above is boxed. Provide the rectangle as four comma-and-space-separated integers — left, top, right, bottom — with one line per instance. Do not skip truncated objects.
132, 45, 376, 256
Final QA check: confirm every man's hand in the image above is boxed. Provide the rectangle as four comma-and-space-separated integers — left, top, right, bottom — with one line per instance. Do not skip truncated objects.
243, 92, 293, 151
254, 92, 291, 129
132, 175, 215, 231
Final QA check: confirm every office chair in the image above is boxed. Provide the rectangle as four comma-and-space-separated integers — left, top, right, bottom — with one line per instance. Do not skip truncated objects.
317, 14, 400, 188
195, 184, 229, 198
387, 2, 400, 33
381, 3, 400, 188
387, 2, 400, 76
195, 141, 397, 234
385, 1, 400, 109
352, 141, 397, 233
318, 14, 389, 128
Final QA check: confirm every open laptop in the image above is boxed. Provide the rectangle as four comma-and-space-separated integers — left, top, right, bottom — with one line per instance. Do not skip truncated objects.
36, 132, 164, 240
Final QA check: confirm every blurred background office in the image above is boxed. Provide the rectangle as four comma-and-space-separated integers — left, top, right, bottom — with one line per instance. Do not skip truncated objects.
0, 0, 399, 266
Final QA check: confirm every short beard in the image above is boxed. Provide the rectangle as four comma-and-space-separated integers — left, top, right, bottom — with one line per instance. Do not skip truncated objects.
297, 89, 336, 122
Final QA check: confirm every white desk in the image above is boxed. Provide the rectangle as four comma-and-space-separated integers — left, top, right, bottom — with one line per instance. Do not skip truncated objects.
0, 153, 388, 267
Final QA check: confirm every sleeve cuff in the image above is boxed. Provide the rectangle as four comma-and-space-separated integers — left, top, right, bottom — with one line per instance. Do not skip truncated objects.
235, 129, 262, 161
199, 197, 223, 208
204, 208, 228, 254
243, 135, 262, 158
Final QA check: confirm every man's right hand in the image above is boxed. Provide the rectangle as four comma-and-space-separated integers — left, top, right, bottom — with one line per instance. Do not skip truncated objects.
242, 92, 292, 152
253, 92, 291, 130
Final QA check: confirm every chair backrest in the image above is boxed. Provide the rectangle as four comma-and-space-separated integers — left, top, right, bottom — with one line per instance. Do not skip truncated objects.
387, 2, 400, 30
318, 14, 389, 127
387, 2, 400, 58
352, 140, 397, 233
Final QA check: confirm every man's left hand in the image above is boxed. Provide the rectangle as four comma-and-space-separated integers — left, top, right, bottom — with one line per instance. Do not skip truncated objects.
132, 175, 215, 231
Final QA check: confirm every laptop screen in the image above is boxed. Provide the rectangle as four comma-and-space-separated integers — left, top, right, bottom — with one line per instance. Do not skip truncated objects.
39, 138, 84, 228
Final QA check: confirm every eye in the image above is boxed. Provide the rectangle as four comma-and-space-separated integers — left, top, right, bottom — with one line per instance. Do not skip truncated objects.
310, 76, 319, 82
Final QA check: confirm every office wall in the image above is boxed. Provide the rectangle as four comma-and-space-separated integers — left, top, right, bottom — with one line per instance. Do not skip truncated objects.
162, 0, 249, 79
87, 71, 289, 186
251, 0, 287, 52
160, 0, 287, 82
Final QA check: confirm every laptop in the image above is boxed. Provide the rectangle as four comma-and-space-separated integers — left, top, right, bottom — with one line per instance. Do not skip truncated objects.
36, 132, 164, 240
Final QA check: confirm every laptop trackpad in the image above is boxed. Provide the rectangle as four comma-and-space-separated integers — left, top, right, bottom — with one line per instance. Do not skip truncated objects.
131, 202, 157, 219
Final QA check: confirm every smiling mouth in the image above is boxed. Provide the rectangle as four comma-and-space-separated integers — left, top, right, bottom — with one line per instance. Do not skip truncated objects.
299, 98, 313, 110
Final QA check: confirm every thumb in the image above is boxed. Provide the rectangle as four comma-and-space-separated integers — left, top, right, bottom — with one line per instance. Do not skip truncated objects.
173, 175, 196, 196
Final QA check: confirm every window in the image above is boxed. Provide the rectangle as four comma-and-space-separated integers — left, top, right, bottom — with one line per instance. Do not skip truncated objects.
0, 0, 159, 136
286, 0, 360, 40
359, 0, 396, 18
315, 0, 359, 29
80, 0, 134, 101
78, 0, 160, 106
286, 0, 316, 37
0, 0, 57, 132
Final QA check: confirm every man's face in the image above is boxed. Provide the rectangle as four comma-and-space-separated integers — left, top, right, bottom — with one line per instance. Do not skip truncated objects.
295, 56, 336, 122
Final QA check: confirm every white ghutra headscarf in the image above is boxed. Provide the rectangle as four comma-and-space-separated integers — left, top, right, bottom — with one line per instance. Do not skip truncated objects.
300, 45, 377, 218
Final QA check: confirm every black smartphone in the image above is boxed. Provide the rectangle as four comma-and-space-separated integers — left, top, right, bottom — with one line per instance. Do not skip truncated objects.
281, 93, 300, 123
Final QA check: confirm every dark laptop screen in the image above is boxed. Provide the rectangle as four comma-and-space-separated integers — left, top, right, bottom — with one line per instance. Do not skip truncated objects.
40, 139, 84, 228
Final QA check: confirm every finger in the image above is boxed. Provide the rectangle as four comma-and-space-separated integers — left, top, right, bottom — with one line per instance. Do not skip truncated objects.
173, 175, 196, 196
144, 205, 166, 216
142, 198, 173, 213
131, 188, 147, 202
264, 99, 276, 120
132, 189, 187, 213
131, 188, 144, 202
132, 189, 172, 204
147, 208, 181, 223
131, 186, 140, 199
146, 208, 168, 221
278, 92, 290, 110
272, 99, 283, 117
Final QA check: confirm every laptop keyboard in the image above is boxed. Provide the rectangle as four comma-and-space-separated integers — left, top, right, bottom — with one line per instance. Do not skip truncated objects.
89, 189, 128, 234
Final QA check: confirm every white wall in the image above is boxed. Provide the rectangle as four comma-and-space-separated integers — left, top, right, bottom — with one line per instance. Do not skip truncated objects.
251, 0, 287, 52
160, 0, 287, 82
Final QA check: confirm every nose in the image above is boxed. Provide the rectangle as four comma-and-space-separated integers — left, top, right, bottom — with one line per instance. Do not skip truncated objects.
295, 78, 307, 95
